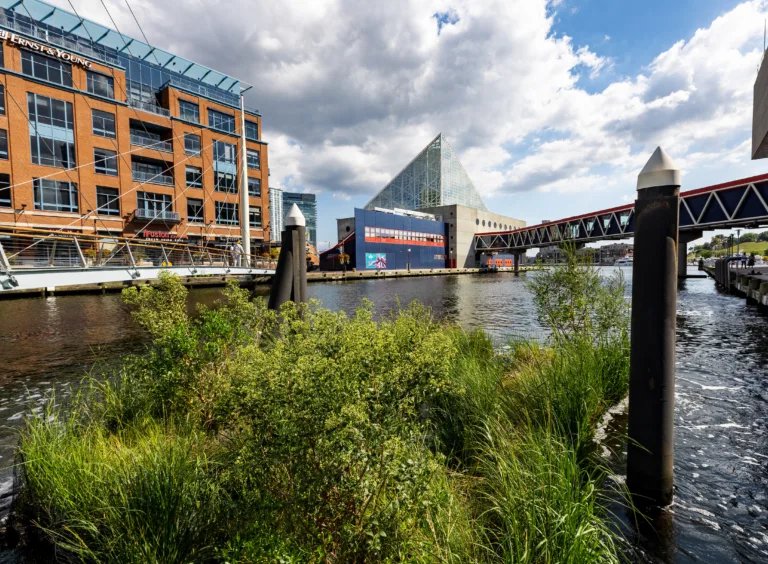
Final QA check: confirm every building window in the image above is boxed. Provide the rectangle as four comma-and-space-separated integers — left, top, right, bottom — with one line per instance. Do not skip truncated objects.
137, 191, 172, 215
245, 120, 258, 141
249, 206, 262, 227
214, 140, 236, 164
132, 160, 174, 186
184, 133, 201, 155
92, 109, 116, 138
0, 174, 10, 207
0, 84, 5, 115
186, 166, 203, 188
94, 148, 118, 176
21, 51, 73, 87
96, 186, 120, 216
209, 109, 235, 133
246, 149, 260, 169
213, 140, 237, 193
87, 71, 114, 98
0, 130, 7, 159
247, 177, 261, 197
179, 100, 199, 123
214, 172, 237, 193
187, 198, 204, 223
28, 93, 76, 168
33, 178, 78, 213
215, 201, 239, 225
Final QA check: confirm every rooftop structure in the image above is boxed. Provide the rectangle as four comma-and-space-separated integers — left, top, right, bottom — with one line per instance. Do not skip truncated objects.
0, 0, 252, 108
364, 133, 487, 212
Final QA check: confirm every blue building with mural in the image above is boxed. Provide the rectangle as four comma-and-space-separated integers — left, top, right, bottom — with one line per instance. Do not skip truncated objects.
320, 208, 447, 271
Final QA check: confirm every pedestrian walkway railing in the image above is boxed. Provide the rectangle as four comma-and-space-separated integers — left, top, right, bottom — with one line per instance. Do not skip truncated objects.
0, 226, 276, 289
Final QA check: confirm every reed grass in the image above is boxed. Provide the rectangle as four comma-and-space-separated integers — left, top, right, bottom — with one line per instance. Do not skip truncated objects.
13, 261, 631, 562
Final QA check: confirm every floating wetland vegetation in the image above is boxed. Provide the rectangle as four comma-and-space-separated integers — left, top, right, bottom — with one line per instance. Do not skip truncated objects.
10, 253, 630, 562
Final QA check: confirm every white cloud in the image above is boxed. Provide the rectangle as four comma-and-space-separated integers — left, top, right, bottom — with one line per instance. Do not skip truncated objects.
55, 0, 768, 230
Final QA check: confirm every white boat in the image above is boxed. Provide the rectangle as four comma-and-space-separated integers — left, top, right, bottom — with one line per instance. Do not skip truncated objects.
614, 257, 633, 266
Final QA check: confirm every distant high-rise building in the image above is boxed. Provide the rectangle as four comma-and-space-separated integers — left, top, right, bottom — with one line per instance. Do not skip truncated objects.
269, 187, 284, 242
283, 192, 317, 246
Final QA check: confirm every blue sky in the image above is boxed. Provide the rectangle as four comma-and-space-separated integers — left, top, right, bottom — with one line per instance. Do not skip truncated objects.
554, 0, 746, 91
57, 0, 768, 249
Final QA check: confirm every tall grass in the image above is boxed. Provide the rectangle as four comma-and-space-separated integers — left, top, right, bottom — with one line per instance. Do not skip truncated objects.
16, 412, 229, 562
12, 259, 631, 562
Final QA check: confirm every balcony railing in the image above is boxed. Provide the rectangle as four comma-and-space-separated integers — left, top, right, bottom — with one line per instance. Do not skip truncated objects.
128, 98, 171, 117
132, 170, 174, 186
132, 208, 180, 223
130, 133, 173, 153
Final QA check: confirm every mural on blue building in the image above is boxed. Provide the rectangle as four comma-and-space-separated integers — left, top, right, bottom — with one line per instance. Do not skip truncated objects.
365, 253, 388, 269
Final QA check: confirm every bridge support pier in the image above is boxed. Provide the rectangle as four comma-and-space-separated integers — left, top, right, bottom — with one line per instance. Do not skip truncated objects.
677, 231, 703, 278
513, 252, 520, 274
627, 147, 681, 509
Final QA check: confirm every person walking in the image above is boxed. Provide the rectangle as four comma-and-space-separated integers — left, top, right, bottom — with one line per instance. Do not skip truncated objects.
228, 242, 237, 267
233, 242, 243, 267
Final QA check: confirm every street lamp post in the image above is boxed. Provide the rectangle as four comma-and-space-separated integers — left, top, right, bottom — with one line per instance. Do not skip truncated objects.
407, 248, 411, 272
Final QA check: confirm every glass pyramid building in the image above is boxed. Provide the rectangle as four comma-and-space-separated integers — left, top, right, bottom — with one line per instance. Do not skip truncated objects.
364, 133, 487, 211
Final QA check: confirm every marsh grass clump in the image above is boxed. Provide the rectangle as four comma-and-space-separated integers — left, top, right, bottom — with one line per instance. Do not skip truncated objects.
13, 254, 630, 562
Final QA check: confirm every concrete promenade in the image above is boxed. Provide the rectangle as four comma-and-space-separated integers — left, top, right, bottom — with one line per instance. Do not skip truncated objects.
0, 266, 538, 299
703, 264, 768, 306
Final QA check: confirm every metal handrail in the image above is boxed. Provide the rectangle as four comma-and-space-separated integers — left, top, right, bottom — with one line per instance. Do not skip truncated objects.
128, 98, 171, 117
0, 225, 276, 271
131, 170, 174, 186
133, 208, 180, 222
130, 133, 173, 153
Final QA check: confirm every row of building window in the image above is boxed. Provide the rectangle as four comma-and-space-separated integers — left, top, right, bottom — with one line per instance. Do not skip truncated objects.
19, 92, 261, 178
363, 226, 445, 244
0, 175, 261, 226
17, 48, 258, 140
183, 166, 261, 195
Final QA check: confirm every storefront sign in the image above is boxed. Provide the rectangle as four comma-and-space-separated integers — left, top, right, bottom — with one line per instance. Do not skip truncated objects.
0, 30, 92, 68
142, 231, 186, 241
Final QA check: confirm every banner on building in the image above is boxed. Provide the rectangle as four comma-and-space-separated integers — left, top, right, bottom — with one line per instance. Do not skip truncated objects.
365, 253, 387, 270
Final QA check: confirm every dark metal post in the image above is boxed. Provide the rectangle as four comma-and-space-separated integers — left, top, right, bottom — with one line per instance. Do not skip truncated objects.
627, 147, 681, 508
268, 204, 307, 310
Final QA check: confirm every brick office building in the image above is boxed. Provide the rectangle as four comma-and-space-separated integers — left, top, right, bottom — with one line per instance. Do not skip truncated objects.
0, 0, 268, 251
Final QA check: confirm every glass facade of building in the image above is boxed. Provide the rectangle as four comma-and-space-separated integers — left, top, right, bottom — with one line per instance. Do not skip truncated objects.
282, 191, 317, 247
364, 133, 487, 212
269, 187, 283, 243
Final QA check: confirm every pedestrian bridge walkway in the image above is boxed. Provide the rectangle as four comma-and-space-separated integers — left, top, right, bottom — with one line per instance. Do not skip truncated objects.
0, 226, 275, 297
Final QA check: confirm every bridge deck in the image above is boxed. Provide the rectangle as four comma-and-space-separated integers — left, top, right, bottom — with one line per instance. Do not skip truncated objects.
475, 172, 768, 252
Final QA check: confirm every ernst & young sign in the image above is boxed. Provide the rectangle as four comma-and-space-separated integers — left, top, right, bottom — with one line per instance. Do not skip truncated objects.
0, 29, 92, 68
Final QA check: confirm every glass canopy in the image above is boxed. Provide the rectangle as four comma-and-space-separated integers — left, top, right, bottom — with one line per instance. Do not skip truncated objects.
0, 0, 250, 93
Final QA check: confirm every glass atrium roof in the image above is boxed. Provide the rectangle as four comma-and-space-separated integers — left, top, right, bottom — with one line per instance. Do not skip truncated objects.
365, 134, 488, 212
0, 0, 250, 93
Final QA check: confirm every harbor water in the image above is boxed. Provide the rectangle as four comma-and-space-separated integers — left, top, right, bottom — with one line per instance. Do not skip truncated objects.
0, 269, 766, 562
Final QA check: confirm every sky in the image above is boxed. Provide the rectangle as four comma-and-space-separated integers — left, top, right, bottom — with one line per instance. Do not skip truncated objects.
51, 0, 768, 249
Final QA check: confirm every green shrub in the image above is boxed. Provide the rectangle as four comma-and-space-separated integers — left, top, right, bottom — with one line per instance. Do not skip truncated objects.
15, 262, 630, 562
